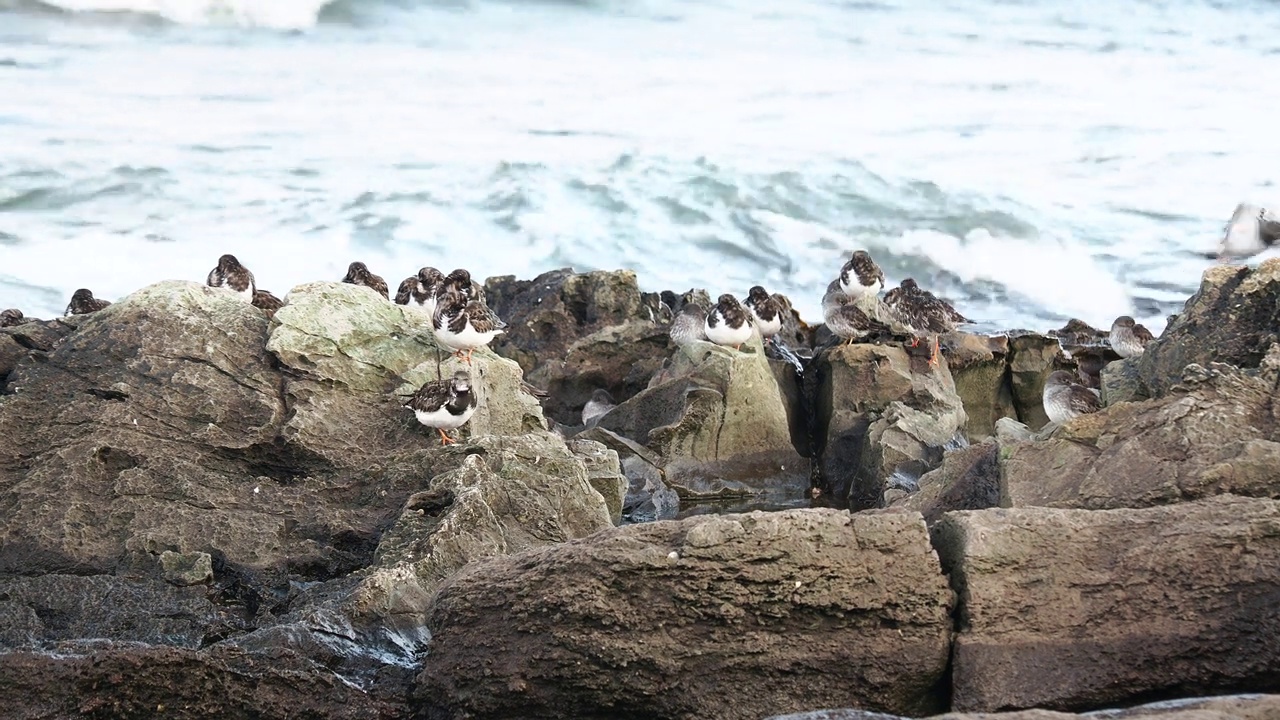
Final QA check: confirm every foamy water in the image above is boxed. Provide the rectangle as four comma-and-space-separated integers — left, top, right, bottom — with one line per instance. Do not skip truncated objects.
2, 0, 1279, 332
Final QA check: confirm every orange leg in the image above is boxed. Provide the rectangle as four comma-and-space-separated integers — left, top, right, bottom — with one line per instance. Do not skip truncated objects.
928, 335, 940, 369
464, 348, 474, 364
437, 428, 456, 445
908, 336, 920, 348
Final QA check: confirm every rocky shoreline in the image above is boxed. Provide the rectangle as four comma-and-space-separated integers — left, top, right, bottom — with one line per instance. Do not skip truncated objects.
2, 260, 1280, 719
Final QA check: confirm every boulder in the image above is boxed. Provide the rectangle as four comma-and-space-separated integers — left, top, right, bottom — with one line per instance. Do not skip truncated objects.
935, 495, 1280, 712
416, 508, 955, 720
1006, 333, 1065, 429
1138, 259, 1280, 398
1099, 357, 1147, 405
941, 332, 1015, 439
811, 343, 966, 510
483, 269, 671, 425
598, 338, 807, 502
764, 693, 1280, 720
580, 426, 681, 522
567, 437, 628, 524
348, 432, 613, 627
1001, 359, 1280, 510
892, 441, 1000, 525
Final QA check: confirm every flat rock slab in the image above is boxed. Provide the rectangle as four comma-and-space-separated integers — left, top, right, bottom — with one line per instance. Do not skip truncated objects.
935, 495, 1280, 712
764, 693, 1280, 719
417, 508, 954, 720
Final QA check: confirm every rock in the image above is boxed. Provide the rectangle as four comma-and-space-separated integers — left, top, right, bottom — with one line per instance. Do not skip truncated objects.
416, 508, 955, 720
1138, 259, 1280, 398
0, 645, 407, 719
892, 441, 1000, 525
1006, 333, 1065, 429
349, 432, 612, 626
935, 495, 1280, 712
811, 343, 966, 510
598, 338, 807, 502
160, 550, 214, 586
1099, 357, 1147, 405
484, 269, 671, 425
567, 437, 628, 524
942, 332, 1015, 439
580, 426, 681, 522
763, 693, 1280, 719
1002, 360, 1280, 509
994, 416, 1033, 444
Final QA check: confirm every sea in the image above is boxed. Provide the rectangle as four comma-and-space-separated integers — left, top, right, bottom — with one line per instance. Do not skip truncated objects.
2, 0, 1279, 334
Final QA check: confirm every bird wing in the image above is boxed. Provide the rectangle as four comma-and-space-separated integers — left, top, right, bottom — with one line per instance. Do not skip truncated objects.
1133, 324, 1155, 343
395, 277, 417, 305
405, 379, 452, 412
1068, 385, 1102, 415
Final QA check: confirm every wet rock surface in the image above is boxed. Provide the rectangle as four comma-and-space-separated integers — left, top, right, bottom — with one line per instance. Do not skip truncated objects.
763, 694, 1280, 720
417, 508, 955, 720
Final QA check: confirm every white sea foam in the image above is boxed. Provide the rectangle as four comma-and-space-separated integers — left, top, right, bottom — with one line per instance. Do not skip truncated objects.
36, 0, 332, 28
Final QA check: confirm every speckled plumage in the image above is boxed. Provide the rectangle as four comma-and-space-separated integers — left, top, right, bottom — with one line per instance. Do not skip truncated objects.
252, 289, 284, 317
883, 278, 969, 334
744, 285, 783, 339
433, 290, 506, 362
1043, 370, 1102, 424
206, 254, 256, 302
0, 308, 26, 328
822, 285, 889, 343
839, 250, 886, 299
669, 302, 708, 346
342, 261, 389, 300
704, 293, 753, 349
65, 289, 111, 316
581, 388, 616, 427
403, 370, 478, 445
1109, 316, 1154, 359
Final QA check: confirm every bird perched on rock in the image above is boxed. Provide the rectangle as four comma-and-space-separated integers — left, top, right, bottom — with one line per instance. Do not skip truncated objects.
206, 254, 256, 302
839, 250, 886, 300
342, 261, 389, 300
822, 284, 889, 345
704, 293, 754, 350
403, 369, 478, 445
252, 289, 284, 318
883, 278, 970, 368
433, 289, 506, 364
581, 388, 616, 427
439, 268, 483, 303
1109, 316, 1154, 359
395, 266, 445, 312
744, 285, 783, 343
1, 308, 26, 328
65, 289, 111, 316
1042, 370, 1102, 424
669, 302, 708, 346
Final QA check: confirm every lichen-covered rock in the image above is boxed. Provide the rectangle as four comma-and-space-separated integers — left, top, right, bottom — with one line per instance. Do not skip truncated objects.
811, 343, 966, 510
567, 437, 628, 524
416, 508, 955, 720
348, 432, 612, 628
941, 332, 1014, 440
1002, 359, 1280, 509
935, 495, 1280, 712
1006, 333, 1066, 429
599, 338, 807, 501
1138, 259, 1280, 397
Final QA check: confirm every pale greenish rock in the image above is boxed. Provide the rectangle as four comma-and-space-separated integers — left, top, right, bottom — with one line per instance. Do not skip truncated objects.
159, 550, 213, 587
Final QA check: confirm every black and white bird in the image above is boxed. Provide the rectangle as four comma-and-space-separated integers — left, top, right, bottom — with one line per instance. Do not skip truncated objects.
342, 261, 389, 300
1109, 316, 1154, 359
744, 285, 783, 342
65, 289, 111, 316
1, 308, 26, 328
581, 388, 616, 427
822, 284, 888, 344
669, 302, 708, 346
883, 278, 971, 367
206, 254, 256, 302
439, 268, 482, 303
403, 369, 478, 446
395, 266, 445, 313
839, 250, 886, 300
704, 293, 753, 350
433, 289, 506, 364
1042, 370, 1102, 425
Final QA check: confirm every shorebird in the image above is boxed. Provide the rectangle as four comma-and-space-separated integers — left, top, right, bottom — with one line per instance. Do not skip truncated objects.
206, 254, 256, 302
432, 289, 506, 364
704, 293, 754, 350
839, 250, 886, 300
403, 369, 478, 445
883, 278, 971, 368
65, 289, 112, 316
1109, 315, 1154, 359
581, 388, 616, 427
342, 261, 389, 300
744, 285, 783, 343
1042, 370, 1102, 424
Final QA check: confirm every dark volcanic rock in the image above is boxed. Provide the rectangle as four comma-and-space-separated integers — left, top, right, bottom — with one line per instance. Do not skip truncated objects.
764, 694, 1280, 719
892, 441, 1000, 525
1138, 259, 1280, 398
936, 495, 1280, 713
417, 508, 955, 720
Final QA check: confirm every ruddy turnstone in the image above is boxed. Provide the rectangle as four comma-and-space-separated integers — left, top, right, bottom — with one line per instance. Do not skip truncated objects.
1109, 316, 1154, 359
206, 254, 256, 302
0, 308, 26, 328
342, 261, 389, 300
403, 369, 478, 445
704, 293, 753, 350
744, 285, 783, 342
581, 388, 616, 427
883, 278, 970, 367
822, 285, 888, 344
839, 250, 886, 300
65, 289, 111, 316
433, 289, 506, 364
395, 266, 444, 309
669, 302, 708, 346
252, 289, 284, 317
1042, 370, 1102, 424
439, 268, 481, 302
